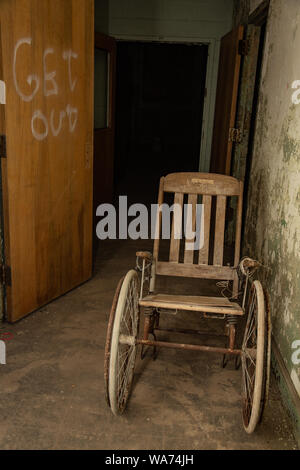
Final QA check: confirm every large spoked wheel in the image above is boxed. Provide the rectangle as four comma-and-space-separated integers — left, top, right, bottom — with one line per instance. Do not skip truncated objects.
242, 281, 268, 434
241, 280, 267, 434
105, 270, 140, 416
104, 276, 125, 407
258, 287, 272, 424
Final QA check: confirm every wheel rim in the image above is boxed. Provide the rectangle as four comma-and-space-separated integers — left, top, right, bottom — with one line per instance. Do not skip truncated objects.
104, 276, 125, 407
258, 287, 272, 423
241, 280, 265, 433
109, 271, 139, 415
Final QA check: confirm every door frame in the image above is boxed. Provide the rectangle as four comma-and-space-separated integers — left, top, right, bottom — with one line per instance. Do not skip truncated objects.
93, 32, 116, 208
93, 31, 116, 263
95, 32, 116, 131
112, 33, 220, 173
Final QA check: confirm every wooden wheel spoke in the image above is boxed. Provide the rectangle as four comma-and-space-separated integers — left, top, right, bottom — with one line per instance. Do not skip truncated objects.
117, 347, 136, 405
122, 309, 131, 335
245, 307, 256, 345
245, 362, 255, 394
117, 346, 131, 363
117, 346, 134, 378
247, 316, 255, 341
117, 349, 130, 391
244, 348, 256, 368
119, 353, 133, 403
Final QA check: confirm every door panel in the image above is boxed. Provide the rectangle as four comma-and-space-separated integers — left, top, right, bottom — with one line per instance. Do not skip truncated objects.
94, 33, 116, 210
94, 48, 109, 129
232, 25, 261, 181
227, 25, 261, 244
210, 25, 244, 175
0, 0, 94, 322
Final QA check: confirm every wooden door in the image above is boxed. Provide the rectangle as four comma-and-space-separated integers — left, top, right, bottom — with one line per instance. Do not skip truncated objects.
0, 0, 94, 322
227, 25, 261, 244
94, 33, 116, 213
231, 25, 261, 182
210, 26, 244, 175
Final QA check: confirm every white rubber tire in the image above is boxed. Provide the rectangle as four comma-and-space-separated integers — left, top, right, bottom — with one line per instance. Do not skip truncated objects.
242, 280, 266, 434
108, 270, 139, 416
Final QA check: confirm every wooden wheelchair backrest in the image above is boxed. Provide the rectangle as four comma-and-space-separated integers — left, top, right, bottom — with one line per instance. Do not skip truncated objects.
152, 173, 244, 296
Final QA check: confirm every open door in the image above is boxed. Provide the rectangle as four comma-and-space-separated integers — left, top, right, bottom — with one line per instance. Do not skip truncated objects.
94, 33, 116, 213
0, 0, 94, 322
210, 26, 244, 175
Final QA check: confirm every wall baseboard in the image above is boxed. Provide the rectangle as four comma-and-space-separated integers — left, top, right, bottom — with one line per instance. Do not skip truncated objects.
272, 337, 300, 447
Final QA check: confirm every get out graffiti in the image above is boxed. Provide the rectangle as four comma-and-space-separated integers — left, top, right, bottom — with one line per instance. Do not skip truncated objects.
13, 38, 79, 141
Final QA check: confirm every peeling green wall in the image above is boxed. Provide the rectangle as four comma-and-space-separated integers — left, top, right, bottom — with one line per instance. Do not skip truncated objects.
241, 0, 300, 437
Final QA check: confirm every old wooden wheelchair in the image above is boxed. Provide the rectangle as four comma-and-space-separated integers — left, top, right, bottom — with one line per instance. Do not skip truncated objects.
104, 173, 271, 434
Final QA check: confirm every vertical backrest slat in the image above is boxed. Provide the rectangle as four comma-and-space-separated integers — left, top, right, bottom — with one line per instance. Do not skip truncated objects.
169, 193, 184, 262
184, 194, 198, 264
153, 177, 165, 261
232, 182, 244, 296
213, 196, 227, 266
198, 195, 212, 265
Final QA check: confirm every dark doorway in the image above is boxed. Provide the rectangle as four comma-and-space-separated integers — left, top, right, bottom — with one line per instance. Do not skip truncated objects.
114, 41, 208, 206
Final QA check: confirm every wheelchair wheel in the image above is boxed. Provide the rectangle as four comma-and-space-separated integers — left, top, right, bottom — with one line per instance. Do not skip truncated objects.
258, 287, 272, 424
106, 270, 140, 416
241, 280, 266, 434
104, 276, 124, 407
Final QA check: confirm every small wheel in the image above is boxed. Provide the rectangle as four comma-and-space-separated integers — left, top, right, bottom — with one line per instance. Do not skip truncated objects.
106, 270, 140, 416
241, 280, 266, 434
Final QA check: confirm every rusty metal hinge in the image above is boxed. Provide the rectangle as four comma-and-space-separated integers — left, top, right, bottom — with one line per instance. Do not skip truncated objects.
0, 265, 11, 286
0, 135, 7, 158
229, 128, 242, 143
238, 39, 250, 56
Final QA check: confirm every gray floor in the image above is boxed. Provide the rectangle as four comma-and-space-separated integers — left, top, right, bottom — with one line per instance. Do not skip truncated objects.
0, 239, 298, 450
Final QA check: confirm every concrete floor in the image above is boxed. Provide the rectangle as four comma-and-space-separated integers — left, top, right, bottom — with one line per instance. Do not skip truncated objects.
0, 239, 298, 450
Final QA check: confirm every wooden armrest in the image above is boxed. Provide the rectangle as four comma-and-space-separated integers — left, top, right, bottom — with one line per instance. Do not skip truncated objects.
136, 251, 153, 262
